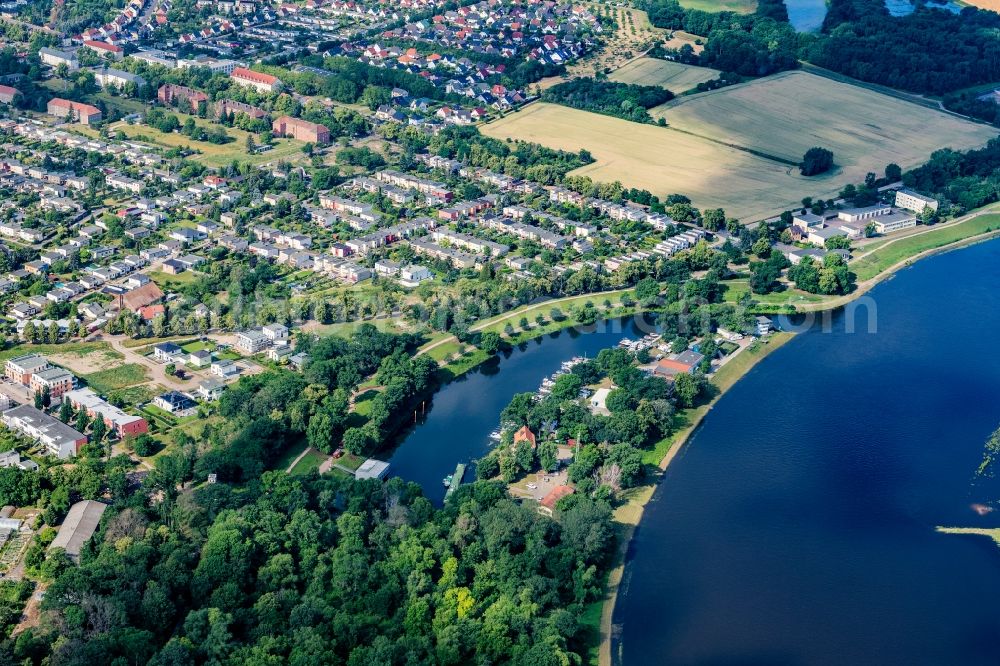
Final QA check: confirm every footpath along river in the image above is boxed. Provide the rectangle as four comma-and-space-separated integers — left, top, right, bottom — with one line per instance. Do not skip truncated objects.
613, 238, 1000, 664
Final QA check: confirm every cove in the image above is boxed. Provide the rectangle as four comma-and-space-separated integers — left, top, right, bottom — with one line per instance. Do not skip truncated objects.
386, 316, 655, 503
613, 238, 1000, 664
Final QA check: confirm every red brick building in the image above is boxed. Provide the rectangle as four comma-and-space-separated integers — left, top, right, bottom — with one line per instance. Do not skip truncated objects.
47, 98, 102, 124
231, 67, 282, 93
272, 115, 330, 144
82, 39, 124, 59
157, 84, 208, 113
0, 84, 20, 105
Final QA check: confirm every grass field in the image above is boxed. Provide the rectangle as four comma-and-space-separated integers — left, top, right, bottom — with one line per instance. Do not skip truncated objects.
83, 363, 149, 394
851, 213, 1000, 280
289, 449, 327, 475
148, 270, 201, 290
653, 71, 997, 187
609, 57, 720, 94
105, 114, 307, 168
482, 103, 817, 220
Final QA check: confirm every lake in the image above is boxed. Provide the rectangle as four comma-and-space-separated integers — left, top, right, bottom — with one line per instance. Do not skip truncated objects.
613, 239, 1000, 664
785, 0, 827, 32
387, 315, 657, 503
886, 0, 962, 16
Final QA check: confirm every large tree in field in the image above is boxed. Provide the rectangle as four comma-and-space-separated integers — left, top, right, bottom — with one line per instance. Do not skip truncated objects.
800, 147, 835, 176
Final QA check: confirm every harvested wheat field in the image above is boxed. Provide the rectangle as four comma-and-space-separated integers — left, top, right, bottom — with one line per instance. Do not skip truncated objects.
610, 58, 721, 94
652, 71, 998, 184
482, 102, 824, 220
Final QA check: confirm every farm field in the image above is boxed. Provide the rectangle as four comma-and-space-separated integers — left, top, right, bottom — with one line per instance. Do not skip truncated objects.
652, 70, 997, 185
678, 0, 755, 12
481, 102, 823, 220
960, 0, 1000, 11
609, 57, 720, 94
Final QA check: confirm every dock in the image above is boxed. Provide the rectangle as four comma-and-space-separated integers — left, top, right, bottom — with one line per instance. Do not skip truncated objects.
444, 463, 467, 500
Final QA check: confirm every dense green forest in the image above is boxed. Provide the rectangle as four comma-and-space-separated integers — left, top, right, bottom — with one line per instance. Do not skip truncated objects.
804, 0, 1000, 94
1, 474, 615, 665
641, 0, 1000, 94
903, 137, 1000, 214
638, 0, 799, 77
542, 78, 674, 123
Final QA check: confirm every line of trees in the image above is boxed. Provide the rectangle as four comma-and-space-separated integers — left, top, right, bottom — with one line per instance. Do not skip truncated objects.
543, 78, 674, 123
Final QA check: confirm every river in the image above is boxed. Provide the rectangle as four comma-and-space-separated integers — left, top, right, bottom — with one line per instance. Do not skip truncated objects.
613, 239, 1000, 664
386, 315, 657, 503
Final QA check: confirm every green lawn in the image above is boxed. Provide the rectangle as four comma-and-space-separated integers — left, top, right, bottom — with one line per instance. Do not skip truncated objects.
271, 443, 308, 472
722, 279, 830, 307
107, 384, 158, 407
852, 213, 1000, 281
83, 364, 149, 394
336, 453, 366, 472
107, 114, 308, 168
148, 270, 201, 290
289, 449, 327, 475
180, 340, 215, 353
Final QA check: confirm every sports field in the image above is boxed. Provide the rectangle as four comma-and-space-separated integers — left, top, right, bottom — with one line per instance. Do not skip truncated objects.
481, 102, 816, 220
609, 58, 721, 94
652, 71, 997, 185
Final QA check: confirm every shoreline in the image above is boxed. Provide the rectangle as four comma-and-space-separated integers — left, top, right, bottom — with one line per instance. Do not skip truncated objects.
595, 216, 1000, 666
406, 207, 1000, 666
595, 330, 794, 666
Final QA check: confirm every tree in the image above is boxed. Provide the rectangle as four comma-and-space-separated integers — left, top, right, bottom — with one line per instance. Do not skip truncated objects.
538, 440, 558, 472
91, 416, 107, 445
479, 331, 502, 355
342, 427, 370, 455
634, 277, 660, 302
800, 147, 834, 177
59, 398, 73, 423
824, 235, 851, 250
76, 409, 90, 434
673, 372, 703, 408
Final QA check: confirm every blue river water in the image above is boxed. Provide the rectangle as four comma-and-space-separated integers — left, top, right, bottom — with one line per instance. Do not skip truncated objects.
387, 316, 657, 503
614, 238, 1000, 664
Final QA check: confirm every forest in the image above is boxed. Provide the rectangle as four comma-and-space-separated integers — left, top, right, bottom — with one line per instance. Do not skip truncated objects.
640, 0, 1000, 95
902, 137, 1000, 215
1, 473, 616, 665
542, 78, 674, 123
638, 0, 799, 77
803, 0, 1000, 95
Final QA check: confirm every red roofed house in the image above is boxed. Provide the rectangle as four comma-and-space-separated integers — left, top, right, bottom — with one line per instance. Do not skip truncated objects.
120, 282, 164, 312
47, 98, 102, 125
272, 115, 329, 144
513, 425, 536, 449
540, 485, 574, 512
138, 304, 166, 321
158, 84, 208, 113
652, 357, 696, 378
0, 85, 20, 105
83, 40, 124, 59
231, 67, 282, 93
